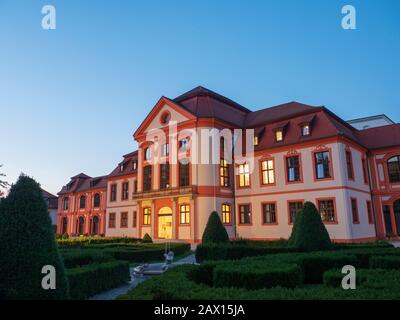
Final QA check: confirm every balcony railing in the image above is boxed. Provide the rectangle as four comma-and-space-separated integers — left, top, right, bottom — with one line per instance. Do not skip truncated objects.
132, 186, 195, 200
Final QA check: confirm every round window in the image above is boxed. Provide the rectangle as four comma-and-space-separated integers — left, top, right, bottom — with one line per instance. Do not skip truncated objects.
160, 111, 171, 125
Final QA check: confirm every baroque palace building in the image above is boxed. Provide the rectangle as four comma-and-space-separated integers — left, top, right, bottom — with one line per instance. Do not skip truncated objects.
57, 86, 400, 243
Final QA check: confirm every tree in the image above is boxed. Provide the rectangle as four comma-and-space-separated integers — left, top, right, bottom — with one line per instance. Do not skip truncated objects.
202, 211, 229, 243
142, 233, 153, 243
0, 164, 8, 189
0, 174, 69, 299
288, 201, 332, 252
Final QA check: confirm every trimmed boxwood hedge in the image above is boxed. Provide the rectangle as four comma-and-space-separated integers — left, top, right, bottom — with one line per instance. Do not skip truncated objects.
61, 250, 115, 268
57, 236, 142, 247
323, 269, 368, 288
370, 255, 400, 269
104, 243, 191, 262
67, 261, 130, 299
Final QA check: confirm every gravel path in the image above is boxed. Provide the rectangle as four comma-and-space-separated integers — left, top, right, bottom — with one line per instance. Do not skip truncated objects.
88, 253, 196, 300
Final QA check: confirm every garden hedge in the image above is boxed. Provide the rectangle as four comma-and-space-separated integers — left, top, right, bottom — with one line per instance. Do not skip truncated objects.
61, 250, 115, 268
57, 236, 141, 247
67, 261, 130, 299
370, 255, 400, 269
202, 211, 229, 243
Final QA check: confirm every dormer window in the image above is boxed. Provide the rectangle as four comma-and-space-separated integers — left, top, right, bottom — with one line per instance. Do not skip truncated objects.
253, 136, 259, 146
144, 147, 151, 160
120, 163, 124, 172
275, 129, 283, 142
301, 124, 310, 136
132, 161, 137, 171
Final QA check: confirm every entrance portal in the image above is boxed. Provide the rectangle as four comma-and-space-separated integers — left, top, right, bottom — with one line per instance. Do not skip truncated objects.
158, 207, 173, 239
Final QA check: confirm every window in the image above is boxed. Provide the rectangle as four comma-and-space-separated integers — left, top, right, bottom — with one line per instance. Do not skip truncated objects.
222, 204, 231, 224
261, 159, 275, 185
318, 199, 336, 222
383, 205, 393, 236
160, 163, 170, 189
179, 160, 190, 187
253, 136, 259, 146
179, 138, 189, 151
314, 151, 331, 179
238, 163, 250, 187
162, 143, 169, 157
301, 125, 310, 136
134, 180, 138, 193
180, 204, 190, 224
121, 212, 128, 227
346, 150, 354, 180
220, 159, 229, 187
362, 158, 369, 184
110, 184, 117, 202
387, 156, 400, 183
160, 111, 171, 124
286, 156, 301, 182
262, 203, 276, 224
239, 204, 251, 224
122, 182, 129, 200
144, 147, 151, 161
109, 213, 116, 228
132, 161, 137, 171
351, 198, 359, 223
143, 165, 152, 191
133, 211, 137, 227
79, 195, 86, 209
288, 201, 303, 224
275, 129, 283, 142
367, 201, 374, 224
63, 197, 69, 211
93, 193, 100, 208
143, 207, 151, 225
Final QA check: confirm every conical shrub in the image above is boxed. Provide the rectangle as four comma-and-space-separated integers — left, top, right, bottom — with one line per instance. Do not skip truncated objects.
202, 211, 229, 243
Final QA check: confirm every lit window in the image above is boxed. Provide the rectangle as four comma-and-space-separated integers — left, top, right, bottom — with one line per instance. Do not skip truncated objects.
143, 207, 151, 225
220, 159, 229, 187
261, 160, 275, 185
301, 125, 310, 136
262, 203, 276, 224
238, 163, 250, 187
180, 204, 190, 224
222, 204, 231, 224
253, 136, 259, 146
275, 129, 283, 142
318, 199, 336, 222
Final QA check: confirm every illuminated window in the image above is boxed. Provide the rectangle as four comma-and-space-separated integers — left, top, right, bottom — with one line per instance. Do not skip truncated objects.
143, 207, 151, 225
222, 204, 231, 224
180, 204, 190, 224
301, 125, 310, 136
275, 129, 283, 142
238, 163, 250, 187
253, 136, 259, 146
261, 159, 274, 185
220, 159, 229, 187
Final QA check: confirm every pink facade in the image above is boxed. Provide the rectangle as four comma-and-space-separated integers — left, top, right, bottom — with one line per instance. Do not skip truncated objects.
57, 86, 400, 243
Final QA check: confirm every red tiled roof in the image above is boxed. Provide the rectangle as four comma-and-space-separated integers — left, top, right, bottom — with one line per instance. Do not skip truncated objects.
357, 124, 400, 149
58, 174, 107, 195
108, 150, 138, 178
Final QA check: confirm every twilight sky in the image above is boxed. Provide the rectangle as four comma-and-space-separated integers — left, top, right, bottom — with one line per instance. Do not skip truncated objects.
0, 0, 399, 194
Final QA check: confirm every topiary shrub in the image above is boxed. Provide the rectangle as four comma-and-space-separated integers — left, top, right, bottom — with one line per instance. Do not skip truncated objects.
0, 174, 69, 299
288, 201, 332, 252
142, 233, 153, 243
202, 211, 229, 243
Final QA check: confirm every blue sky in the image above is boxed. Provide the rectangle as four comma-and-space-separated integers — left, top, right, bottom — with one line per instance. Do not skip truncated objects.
0, 0, 399, 194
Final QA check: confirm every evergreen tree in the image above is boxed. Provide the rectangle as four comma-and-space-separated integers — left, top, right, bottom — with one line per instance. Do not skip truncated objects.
0, 174, 69, 299
202, 211, 229, 243
288, 201, 332, 252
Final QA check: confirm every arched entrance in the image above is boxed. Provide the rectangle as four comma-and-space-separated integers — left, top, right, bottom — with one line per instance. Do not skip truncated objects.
92, 216, 99, 235
61, 217, 68, 234
158, 207, 172, 239
394, 200, 400, 236
78, 216, 85, 235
